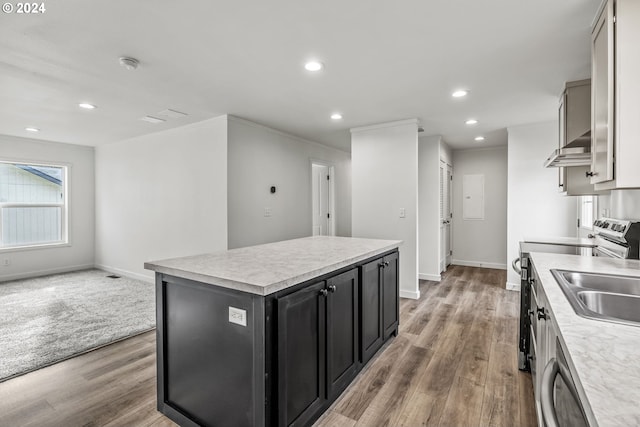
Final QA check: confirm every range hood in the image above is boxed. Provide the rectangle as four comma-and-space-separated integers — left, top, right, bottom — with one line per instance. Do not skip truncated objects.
544, 138, 591, 168
545, 79, 592, 168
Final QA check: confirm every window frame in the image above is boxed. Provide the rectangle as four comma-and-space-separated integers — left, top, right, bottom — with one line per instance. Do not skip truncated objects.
578, 195, 597, 230
0, 159, 69, 252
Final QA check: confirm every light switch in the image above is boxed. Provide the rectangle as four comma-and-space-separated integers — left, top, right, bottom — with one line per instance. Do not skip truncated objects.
399, 208, 406, 218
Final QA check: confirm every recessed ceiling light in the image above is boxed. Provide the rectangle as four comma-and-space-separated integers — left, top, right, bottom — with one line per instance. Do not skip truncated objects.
25, 127, 40, 132
465, 119, 478, 125
474, 136, 485, 142
452, 90, 468, 98
304, 61, 324, 72
79, 103, 96, 110
331, 113, 342, 120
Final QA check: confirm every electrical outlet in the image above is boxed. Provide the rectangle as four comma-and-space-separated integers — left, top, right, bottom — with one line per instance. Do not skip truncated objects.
399, 208, 406, 218
2, 259, 10, 267
229, 306, 247, 327
264, 207, 272, 217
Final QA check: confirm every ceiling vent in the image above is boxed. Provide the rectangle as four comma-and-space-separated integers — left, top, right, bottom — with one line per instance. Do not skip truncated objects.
140, 116, 165, 124
119, 57, 140, 70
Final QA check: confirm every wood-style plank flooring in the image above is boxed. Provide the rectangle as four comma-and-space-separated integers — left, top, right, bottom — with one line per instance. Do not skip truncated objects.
314, 265, 536, 427
0, 265, 535, 427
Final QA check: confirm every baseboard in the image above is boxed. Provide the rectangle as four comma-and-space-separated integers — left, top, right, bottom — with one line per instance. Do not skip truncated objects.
506, 281, 521, 292
400, 289, 420, 300
418, 273, 441, 281
93, 264, 154, 284
0, 263, 95, 283
451, 259, 507, 270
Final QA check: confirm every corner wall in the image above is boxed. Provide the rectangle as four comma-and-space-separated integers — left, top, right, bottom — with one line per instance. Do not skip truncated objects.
227, 116, 351, 249
95, 117, 228, 282
507, 121, 577, 289
352, 120, 419, 299
418, 135, 442, 281
0, 135, 95, 281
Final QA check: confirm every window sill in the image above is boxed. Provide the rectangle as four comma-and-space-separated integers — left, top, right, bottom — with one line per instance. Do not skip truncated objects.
0, 242, 70, 253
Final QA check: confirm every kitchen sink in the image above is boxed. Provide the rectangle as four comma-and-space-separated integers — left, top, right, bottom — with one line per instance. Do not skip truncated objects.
556, 270, 640, 296
552, 269, 640, 327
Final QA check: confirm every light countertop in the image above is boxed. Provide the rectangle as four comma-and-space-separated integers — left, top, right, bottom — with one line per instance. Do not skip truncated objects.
529, 252, 640, 427
144, 236, 401, 296
523, 236, 598, 247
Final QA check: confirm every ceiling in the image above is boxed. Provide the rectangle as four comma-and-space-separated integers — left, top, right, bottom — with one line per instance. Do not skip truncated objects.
0, 0, 601, 152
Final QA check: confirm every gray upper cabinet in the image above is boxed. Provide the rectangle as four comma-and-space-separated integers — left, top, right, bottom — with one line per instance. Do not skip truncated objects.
558, 80, 606, 195
590, 0, 640, 189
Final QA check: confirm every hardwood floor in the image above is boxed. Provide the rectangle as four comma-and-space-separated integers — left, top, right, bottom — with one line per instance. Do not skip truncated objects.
0, 265, 536, 427
314, 266, 536, 427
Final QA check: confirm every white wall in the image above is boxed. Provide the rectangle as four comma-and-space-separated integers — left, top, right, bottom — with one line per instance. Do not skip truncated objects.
452, 146, 508, 269
95, 116, 228, 282
507, 121, 577, 289
352, 119, 419, 299
418, 135, 442, 281
227, 116, 351, 249
0, 135, 95, 281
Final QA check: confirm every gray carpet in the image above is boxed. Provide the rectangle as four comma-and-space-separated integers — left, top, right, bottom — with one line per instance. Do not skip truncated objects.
0, 269, 155, 382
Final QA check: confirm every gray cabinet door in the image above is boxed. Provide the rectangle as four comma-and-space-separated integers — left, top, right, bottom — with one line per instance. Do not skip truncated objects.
382, 252, 399, 338
326, 268, 359, 400
360, 259, 383, 364
591, 0, 615, 184
277, 281, 326, 427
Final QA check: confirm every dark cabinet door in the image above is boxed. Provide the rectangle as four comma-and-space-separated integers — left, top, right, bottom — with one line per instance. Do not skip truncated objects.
382, 252, 399, 338
277, 281, 326, 427
326, 268, 359, 400
360, 259, 383, 364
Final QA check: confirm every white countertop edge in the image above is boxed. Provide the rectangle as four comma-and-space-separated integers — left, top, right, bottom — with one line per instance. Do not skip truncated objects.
145, 239, 401, 296
529, 252, 640, 427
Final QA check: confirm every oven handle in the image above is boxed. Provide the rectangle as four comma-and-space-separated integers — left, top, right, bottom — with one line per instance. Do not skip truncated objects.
541, 357, 583, 427
595, 245, 623, 259
512, 257, 522, 274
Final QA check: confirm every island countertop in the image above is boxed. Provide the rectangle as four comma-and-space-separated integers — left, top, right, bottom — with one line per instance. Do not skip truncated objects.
144, 236, 402, 296
529, 252, 640, 427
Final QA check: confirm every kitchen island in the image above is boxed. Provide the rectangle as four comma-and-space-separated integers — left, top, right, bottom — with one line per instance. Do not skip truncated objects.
144, 236, 401, 427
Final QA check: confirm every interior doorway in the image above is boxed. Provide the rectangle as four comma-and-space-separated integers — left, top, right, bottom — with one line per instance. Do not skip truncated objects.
311, 161, 335, 236
440, 160, 453, 272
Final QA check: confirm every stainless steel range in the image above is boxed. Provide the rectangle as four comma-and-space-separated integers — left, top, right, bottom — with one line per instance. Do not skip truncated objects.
516, 217, 640, 373
592, 217, 640, 259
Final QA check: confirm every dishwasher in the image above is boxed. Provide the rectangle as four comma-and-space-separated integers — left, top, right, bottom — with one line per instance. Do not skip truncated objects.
540, 338, 588, 427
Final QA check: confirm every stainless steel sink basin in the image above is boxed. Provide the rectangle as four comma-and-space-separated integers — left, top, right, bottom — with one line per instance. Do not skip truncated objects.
578, 291, 640, 324
557, 270, 640, 296
551, 269, 640, 327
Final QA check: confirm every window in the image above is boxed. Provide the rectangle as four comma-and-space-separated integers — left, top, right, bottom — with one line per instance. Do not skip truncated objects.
0, 161, 67, 249
578, 195, 596, 229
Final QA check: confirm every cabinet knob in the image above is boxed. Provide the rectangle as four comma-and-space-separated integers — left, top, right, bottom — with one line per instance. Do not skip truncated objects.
384, 261, 390, 267
328, 285, 336, 293
537, 307, 548, 320
585, 171, 595, 177
319, 289, 328, 297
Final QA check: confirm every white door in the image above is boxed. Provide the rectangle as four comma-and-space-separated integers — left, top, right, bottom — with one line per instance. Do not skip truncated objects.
440, 161, 452, 272
312, 164, 330, 236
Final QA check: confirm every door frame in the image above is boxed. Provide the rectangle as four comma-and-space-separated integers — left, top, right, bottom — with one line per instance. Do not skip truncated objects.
310, 159, 336, 236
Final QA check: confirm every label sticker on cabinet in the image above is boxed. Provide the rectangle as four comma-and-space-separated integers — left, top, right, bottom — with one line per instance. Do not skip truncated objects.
229, 306, 247, 327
